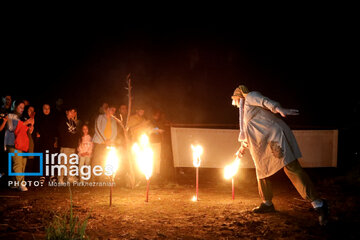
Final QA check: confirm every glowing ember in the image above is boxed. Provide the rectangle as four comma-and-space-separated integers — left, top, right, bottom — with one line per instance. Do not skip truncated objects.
105, 146, 120, 176
191, 196, 197, 202
132, 134, 154, 180
224, 157, 241, 180
191, 145, 203, 167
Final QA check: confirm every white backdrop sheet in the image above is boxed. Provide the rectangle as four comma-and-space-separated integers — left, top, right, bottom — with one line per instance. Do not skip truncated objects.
171, 127, 338, 168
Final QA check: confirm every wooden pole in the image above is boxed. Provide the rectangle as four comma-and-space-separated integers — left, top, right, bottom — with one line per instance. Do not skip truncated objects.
232, 178, 235, 200
110, 176, 113, 207
196, 167, 199, 201
146, 179, 150, 202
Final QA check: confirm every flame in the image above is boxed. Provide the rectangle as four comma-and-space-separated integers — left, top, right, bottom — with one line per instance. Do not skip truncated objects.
191, 196, 197, 202
132, 134, 153, 180
105, 146, 120, 176
191, 145, 203, 167
224, 157, 241, 180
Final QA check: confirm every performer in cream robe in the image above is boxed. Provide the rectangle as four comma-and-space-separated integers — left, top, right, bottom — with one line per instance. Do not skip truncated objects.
232, 85, 329, 226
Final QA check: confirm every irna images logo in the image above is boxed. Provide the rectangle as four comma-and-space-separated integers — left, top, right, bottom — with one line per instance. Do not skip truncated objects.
8, 150, 116, 180
8, 151, 43, 176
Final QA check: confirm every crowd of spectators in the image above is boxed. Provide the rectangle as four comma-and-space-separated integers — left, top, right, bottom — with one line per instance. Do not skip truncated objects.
0, 94, 173, 191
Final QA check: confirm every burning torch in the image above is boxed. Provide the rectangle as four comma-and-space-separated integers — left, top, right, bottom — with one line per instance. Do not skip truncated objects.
224, 156, 241, 200
105, 146, 120, 207
191, 144, 203, 202
132, 134, 154, 202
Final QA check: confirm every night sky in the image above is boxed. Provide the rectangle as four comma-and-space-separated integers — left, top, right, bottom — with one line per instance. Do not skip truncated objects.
2, 12, 357, 128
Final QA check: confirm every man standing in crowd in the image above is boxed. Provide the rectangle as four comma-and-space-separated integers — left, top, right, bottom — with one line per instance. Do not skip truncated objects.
0, 94, 12, 183
149, 108, 165, 179
128, 105, 151, 142
57, 106, 79, 184
92, 104, 117, 181
119, 104, 128, 126
1, 95, 12, 114
36, 103, 57, 183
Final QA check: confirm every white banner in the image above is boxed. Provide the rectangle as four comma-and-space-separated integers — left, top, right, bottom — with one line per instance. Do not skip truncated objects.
171, 127, 338, 168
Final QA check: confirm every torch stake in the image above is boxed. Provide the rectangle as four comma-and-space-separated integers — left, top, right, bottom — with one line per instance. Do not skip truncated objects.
146, 178, 150, 202
110, 176, 113, 207
232, 178, 235, 200
196, 167, 199, 201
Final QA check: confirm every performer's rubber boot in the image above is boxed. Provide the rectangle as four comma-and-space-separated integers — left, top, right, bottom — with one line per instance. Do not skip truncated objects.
315, 200, 329, 226
252, 203, 275, 213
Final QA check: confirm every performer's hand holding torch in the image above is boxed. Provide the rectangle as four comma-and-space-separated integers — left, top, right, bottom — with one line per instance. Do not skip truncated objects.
236, 141, 248, 158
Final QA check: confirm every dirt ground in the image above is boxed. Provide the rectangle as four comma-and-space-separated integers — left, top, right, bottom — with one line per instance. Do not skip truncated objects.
0, 168, 359, 240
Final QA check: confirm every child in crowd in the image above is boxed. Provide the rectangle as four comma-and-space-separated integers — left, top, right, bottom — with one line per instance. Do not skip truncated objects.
77, 124, 93, 182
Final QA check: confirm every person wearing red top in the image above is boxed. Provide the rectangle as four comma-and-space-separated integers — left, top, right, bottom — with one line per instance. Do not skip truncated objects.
5, 100, 34, 191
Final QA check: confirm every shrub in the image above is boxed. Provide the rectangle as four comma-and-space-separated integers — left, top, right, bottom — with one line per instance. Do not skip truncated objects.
46, 187, 89, 240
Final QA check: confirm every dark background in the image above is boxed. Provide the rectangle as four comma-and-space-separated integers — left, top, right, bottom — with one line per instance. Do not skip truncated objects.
2, 10, 358, 128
